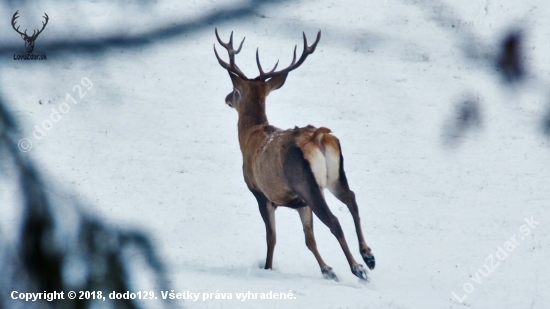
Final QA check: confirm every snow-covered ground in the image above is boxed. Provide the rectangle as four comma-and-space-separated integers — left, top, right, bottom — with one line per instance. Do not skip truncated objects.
1, 0, 549, 308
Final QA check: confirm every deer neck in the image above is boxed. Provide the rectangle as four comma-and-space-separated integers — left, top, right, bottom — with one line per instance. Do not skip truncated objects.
237, 98, 269, 150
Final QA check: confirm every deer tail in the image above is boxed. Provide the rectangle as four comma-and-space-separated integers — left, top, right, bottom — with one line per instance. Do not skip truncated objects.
310, 127, 332, 156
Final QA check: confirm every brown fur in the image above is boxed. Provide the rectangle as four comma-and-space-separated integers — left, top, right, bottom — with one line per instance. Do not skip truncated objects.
224, 75, 374, 279
216, 31, 375, 280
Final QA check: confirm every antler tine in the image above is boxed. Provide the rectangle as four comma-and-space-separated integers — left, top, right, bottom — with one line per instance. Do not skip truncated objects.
215, 29, 245, 55
214, 28, 248, 79
256, 48, 264, 75
256, 30, 321, 81
42, 13, 49, 26
235, 37, 245, 54
256, 48, 280, 77
33, 12, 49, 38
215, 28, 229, 48
269, 60, 279, 73
290, 45, 297, 65
11, 11, 25, 36
214, 44, 236, 73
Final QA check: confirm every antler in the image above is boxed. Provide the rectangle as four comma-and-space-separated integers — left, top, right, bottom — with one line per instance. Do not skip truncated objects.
11, 11, 25, 36
213, 28, 248, 80
256, 30, 321, 81
11, 11, 49, 39
31, 13, 49, 39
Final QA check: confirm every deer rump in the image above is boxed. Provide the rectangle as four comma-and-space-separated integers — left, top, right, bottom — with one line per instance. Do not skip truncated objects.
246, 125, 343, 209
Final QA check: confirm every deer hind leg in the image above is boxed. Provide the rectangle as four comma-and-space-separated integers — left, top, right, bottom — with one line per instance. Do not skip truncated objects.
297, 206, 338, 281
251, 190, 277, 270
325, 139, 375, 270
284, 145, 369, 281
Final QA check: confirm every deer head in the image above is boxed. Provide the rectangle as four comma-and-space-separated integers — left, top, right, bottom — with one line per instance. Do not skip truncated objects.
12, 11, 49, 54
214, 29, 321, 117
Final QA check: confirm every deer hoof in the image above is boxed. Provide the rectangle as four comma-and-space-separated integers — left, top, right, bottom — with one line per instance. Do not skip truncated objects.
363, 254, 375, 270
351, 264, 370, 281
321, 266, 339, 282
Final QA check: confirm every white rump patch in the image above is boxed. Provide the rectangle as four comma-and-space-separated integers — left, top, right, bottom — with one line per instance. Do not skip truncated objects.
324, 143, 340, 191
307, 149, 328, 189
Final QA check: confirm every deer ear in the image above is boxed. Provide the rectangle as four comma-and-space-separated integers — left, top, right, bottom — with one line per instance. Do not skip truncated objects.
228, 72, 247, 91
265, 74, 288, 95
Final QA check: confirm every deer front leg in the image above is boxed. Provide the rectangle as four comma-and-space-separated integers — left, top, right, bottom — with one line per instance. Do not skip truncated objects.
251, 190, 277, 269
297, 206, 338, 281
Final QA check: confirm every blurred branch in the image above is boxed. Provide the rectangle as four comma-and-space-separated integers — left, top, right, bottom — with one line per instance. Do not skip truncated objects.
0, 92, 173, 309
0, 0, 291, 57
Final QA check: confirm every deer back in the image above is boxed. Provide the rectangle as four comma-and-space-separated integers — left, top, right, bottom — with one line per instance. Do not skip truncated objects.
243, 125, 340, 207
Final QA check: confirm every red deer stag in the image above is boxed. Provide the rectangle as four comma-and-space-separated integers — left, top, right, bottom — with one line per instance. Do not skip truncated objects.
214, 29, 375, 281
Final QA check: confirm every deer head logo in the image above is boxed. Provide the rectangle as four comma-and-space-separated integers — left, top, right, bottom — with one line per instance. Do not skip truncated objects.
11, 11, 49, 54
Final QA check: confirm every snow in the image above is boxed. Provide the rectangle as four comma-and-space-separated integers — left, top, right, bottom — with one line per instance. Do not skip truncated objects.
1, 0, 550, 308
